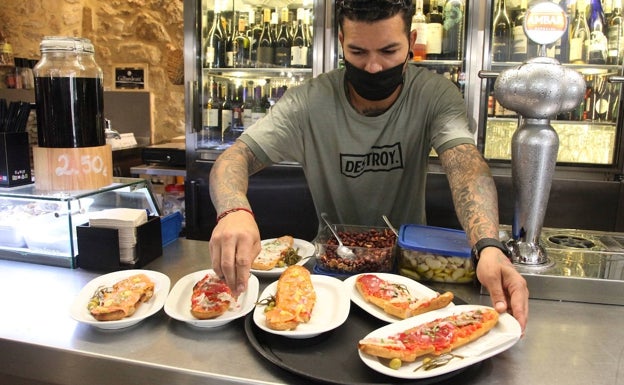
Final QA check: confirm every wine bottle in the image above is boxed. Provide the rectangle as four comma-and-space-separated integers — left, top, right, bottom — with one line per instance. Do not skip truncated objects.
305, 9, 314, 67
492, 0, 512, 62
242, 81, 254, 127
570, 0, 590, 63
231, 84, 244, 133
234, 16, 251, 68
274, 7, 292, 67
203, 77, 221, 145
221, 83, 232, 142
225, 13, 236, 68
251, 85, 266, 125
441, 0, 464, 60
588, 0, 608, 64
608, 0, 624, 64
257, 8, 274, 67
411, 0, 428, 61
291, 8, 308, 68
205, 10, 226, 68
426, 0, 443, 60
512, 0, 529, 61
248, 9, 263, 64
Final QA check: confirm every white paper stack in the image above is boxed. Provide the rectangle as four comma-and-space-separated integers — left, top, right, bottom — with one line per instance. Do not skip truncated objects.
88, 208, 148, 264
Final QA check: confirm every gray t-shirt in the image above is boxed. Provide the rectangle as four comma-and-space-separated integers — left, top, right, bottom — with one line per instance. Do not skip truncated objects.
239, 65, 474, 226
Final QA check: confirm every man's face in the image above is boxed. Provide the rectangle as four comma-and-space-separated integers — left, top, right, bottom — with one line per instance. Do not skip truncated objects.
339, 13, 413, 73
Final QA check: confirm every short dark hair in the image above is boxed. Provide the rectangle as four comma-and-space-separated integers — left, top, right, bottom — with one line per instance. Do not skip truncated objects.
336, 0, 415, 36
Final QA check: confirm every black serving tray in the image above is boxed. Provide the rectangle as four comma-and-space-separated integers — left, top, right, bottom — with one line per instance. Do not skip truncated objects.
244, 297, 481, 385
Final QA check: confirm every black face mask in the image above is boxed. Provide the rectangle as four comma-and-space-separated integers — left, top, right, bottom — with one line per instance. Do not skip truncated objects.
344, 58, 406, 101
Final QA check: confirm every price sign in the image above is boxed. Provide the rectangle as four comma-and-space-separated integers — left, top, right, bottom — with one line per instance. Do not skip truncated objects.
524, 1, 567, 46
33, 145, 113, 191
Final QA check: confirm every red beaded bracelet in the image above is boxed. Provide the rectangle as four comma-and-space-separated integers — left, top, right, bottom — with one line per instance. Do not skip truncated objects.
216, 207, 254, 223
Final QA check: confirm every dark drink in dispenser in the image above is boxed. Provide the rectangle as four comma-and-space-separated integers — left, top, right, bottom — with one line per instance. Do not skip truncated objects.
33, 37, 105, 148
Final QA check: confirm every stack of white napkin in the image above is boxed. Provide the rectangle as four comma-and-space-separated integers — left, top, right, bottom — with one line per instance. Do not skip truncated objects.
88, 208, 148, 264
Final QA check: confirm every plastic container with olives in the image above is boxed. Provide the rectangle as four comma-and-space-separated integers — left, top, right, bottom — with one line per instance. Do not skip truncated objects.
397, 224, 475, 284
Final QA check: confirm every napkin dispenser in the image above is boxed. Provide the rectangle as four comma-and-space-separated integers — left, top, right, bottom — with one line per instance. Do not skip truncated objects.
76, 216, 162, 271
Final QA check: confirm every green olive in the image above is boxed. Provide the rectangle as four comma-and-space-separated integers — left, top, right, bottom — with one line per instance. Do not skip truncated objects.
389, 358, 402, 370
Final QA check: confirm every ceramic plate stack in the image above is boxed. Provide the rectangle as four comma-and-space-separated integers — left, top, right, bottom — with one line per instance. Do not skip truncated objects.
88, 208, 148, 264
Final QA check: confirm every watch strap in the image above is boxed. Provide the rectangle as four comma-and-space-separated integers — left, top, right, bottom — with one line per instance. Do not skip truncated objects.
472, 238, 511, 266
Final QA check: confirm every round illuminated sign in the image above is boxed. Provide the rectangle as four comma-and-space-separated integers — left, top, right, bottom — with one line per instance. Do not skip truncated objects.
524, 1, 567, 45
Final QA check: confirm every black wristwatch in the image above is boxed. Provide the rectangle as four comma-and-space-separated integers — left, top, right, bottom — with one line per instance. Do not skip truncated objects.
472, 238, 511, 266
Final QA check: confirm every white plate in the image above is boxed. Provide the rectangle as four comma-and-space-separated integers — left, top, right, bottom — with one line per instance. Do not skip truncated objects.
358, 304, 522, 379
253, 274, 350, 339
250, 238, 315, 278
164, 269, 259, 328
343, 273, 455, 323
70, 269, 170, 330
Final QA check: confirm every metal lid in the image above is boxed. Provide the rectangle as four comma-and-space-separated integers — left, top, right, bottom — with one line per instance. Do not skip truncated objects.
40, 36, 95, 53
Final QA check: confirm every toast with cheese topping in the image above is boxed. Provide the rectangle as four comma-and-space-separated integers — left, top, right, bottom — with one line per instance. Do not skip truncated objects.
252, 235, 295, 270
264, 265, 316, 330
87, 273, 155, 321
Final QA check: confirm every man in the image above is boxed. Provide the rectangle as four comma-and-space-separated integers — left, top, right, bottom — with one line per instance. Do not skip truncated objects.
209, 0, 529, 332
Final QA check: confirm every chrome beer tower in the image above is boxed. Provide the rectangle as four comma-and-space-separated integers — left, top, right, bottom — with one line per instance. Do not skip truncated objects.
494, 56, 585, 268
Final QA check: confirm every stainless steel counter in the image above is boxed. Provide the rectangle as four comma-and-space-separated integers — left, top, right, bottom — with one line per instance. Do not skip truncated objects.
1, 238, 623, 385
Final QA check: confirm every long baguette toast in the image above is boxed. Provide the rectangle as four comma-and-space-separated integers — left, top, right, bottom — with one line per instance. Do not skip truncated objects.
355, 274, 454, 319
358, 308, 499, 362
252, 235, 295, 270
264, 265, 316, 330
88, 273, 155, 321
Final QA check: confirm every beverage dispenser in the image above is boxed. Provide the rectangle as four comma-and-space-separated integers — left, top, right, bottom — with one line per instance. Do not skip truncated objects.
492, 2, 585, 268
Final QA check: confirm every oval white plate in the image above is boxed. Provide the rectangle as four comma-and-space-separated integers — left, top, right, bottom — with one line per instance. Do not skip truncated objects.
250, 238, 315, 278
164, 269, 259, 328
343, 273, 454, 323
359, 304, 522, 379
253, 274, 350, 339
69, 269, 170, 330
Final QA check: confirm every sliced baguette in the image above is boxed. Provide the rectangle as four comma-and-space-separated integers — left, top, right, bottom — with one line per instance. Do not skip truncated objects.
355, 274, 454, 319
358, 308, 500, 362
264, 265, 316, 330
252, 235, 295, 270
88, 274, 155, 321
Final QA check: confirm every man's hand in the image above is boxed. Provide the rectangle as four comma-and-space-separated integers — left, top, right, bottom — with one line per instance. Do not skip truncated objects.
476, 247, 529, 333
209, 210, 261, 296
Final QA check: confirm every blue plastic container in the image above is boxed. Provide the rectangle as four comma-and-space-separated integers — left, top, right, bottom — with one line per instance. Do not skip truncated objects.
161, 211, 183, 247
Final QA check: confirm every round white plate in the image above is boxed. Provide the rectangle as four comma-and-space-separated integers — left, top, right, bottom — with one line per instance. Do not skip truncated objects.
359, 304, 522, 379
343, 273, 454, 323
250, 238, 315, 278
253, 274, 350, 339
164, 269, 259, 328
69, 269, 170, 330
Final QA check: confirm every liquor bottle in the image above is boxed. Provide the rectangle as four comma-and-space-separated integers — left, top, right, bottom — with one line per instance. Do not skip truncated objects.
512, 0, 529, 61
411, 0, 428, 61
442, 0, 464, 60
257, 8, 274, 67
234, 16, 251, 68
555, 0, 571, 63
291, 8, 308, 68
221, 83, 232, 142
569, 0, 590, 63
205, 10, 226, 68
426, 0, 443, 60
492, 0, 512, 62
274, 7, 292, 67
608, 0, 624, 64
587, 0, 608, 64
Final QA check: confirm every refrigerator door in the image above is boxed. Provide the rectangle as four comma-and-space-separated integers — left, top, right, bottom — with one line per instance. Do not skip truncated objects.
183, 0, 324, 240
478, 0, 624, 176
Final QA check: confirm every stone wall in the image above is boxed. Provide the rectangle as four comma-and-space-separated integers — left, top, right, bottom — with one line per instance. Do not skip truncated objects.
0, 0, 185, 143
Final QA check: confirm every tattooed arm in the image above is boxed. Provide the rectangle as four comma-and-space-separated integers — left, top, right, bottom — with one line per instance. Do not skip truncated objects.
439, 143, 529, 333
208, 141, 269, 295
